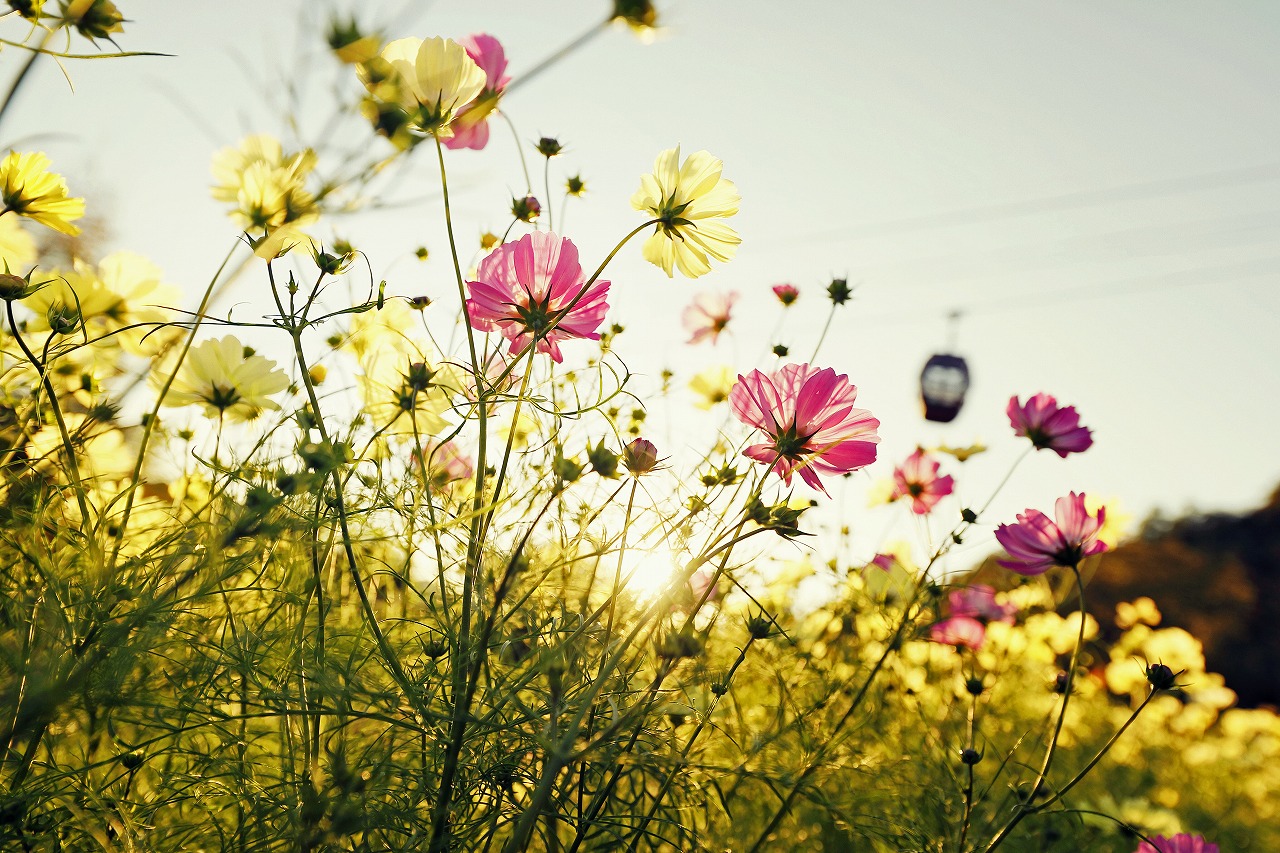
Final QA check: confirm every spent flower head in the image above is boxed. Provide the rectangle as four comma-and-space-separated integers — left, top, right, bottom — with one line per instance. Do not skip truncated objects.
632, 146, 740, 278
0, 151, 85, 235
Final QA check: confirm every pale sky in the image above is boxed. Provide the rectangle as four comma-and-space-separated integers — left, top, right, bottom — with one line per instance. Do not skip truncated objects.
5, 1, 1279, 560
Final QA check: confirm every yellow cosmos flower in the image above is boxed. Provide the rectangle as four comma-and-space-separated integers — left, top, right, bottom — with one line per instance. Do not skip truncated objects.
211, 134, 316, 204
356, 349, 452, 436
341, 298, 428, 361
689, 364, 734, 409
153, 335, 290, 422
0, 151, 85, 236
23, 252, 178, 354
374, 36, 486, 135
631, 146, 740, 279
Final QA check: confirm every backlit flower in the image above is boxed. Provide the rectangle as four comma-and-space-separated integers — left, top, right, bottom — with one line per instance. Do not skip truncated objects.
154, 335, 289, 422
23, 252, 179, 354
211, 135, 316, 206
890, 448, 954, 515
729, 363, 880, 495
623, 438, 659, 476
1135, 835, 1219, 853
689, 365, 734, 409
466, 231, 610, 363
1007, 392, 1093, 457
0, 151, 85, 235
631, 146, 740, 279
949, 585, 1016, 624
357, 351, 452, 435
374, 36, 486, 135
994, 492, 1107, 575
415, 439, 474, 490
682, 290, 736, 345
929, 615, 986, 650
442, 34, 510, 151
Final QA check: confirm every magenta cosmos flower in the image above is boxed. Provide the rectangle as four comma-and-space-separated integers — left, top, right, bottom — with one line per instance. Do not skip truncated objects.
728, 363, 880, 495
443, 34, 510, 151
1135, 835, 1219, 853
891, 448, 955, 515
929, 585, 1016, 650
929, 615, 987, 650
466, 231, 610, 363
994, 492, 1107, 575
682, 290, 737, 345
1007, 393, 1093, 457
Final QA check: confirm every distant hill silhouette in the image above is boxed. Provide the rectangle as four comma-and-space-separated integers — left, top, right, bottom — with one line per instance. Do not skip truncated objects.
970, 485, 1280, 707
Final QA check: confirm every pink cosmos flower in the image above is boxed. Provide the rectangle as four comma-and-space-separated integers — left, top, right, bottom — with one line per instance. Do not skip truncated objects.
466, 231, 610, 363
890, 448, 955, 515
772, 283, 798, 306
728, 363, 880, 495
443, 34, 510, 151
929, 615, 987, 650
929, 585, 1016, 650
1007, 393, 1093, 457
417, 440, 474, 490
1135, 835, 1219, 853
865, 553, 896, 572
948, 584, 1016, 624
994, 492, 1107, 575
682, 290, 737, 345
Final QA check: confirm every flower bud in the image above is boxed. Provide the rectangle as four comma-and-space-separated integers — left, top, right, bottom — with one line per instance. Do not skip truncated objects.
827, 277, 853, 305
587, 440, 619, 479
1145, 662, 1179, 691
960, 748, 982, 766
623, 438, 659, 476
535, 137, 563, 158
565, 175, 586, 197
511, 195, 541, 223
0, 273, 27, 300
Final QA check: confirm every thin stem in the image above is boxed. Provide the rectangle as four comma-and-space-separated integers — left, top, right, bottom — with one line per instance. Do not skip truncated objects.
979, 566, 1089, 853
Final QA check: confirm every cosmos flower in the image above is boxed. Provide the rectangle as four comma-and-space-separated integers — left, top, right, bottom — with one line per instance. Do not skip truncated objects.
928, 586, 1015, 650
728, 363, 880, 495
466, 231, 610, 363
23, 252, 179, 354
0, 215, 35, 272
374, 36, 486, 135
994, 492, 1108, 575
631, 146, 740, 279
949, 585, 1017, 624
0, 151, 85, 235
890, 448, 954, 515
443, 34, 510, 150
1007, 392, 1093, 457
357, 351, 452, 435
928, 615, 987, 650
689, 365, 734, 409
154, 335, 290, 422
1135, 835, 1219, 853
415, 439, 474, 490
682, 290, 737, 345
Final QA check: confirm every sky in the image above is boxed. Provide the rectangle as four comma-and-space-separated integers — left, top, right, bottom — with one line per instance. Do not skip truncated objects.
4, 0, 1279, 559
